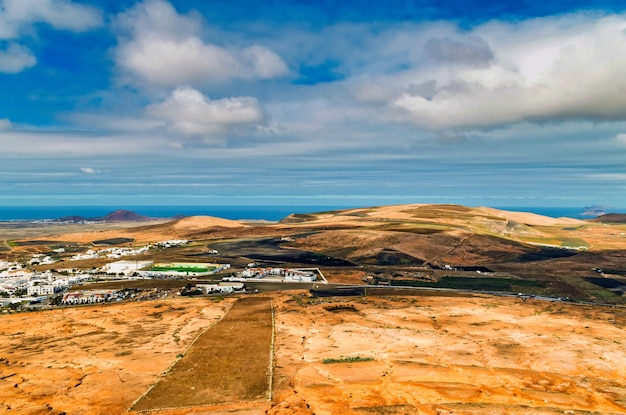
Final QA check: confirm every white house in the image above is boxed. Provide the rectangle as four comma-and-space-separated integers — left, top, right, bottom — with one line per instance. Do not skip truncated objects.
27, 285, 57, 296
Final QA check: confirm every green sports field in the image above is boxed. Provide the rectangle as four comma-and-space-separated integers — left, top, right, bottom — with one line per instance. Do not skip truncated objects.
150, 265, 217, 273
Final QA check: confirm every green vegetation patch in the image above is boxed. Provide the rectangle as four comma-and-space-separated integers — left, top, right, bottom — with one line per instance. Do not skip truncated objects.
322, 355, 374, 364
11, 240, 60, 246
92, 237, 134, 245
150, 265, 216, 273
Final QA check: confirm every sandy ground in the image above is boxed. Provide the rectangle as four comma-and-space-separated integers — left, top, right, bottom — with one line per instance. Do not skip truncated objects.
0, 297, 235, 415
270, 294, 626, 415
1, 293, 625, 415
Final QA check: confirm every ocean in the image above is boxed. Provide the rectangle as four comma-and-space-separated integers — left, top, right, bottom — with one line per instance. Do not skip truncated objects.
0, 205, 354, 222
0, 205, 621, 222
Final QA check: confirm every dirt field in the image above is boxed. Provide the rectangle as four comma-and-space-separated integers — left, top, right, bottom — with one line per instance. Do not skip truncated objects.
270, 294, 626, 415
132, 297, 273, 411
0, 298, 235, 415
1, 293, 625, 415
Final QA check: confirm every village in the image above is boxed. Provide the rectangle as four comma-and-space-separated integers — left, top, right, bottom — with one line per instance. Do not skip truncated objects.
0, 235, 327, 312
0, 239, 197, 309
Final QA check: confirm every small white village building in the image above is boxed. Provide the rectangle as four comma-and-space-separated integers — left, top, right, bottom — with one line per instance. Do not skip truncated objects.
284, 269, 317, 282
27, 284, 58, 296
103, 260, 154, 275
196, 282, 244, 294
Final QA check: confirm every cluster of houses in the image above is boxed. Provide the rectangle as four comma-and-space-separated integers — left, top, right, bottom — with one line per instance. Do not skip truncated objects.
62, 290, 118, 305
69, 239, 189, 261
29, 254, 57, 265
0, 264, 93, 297
154, 240, 189, 248
229, 267, 321, 283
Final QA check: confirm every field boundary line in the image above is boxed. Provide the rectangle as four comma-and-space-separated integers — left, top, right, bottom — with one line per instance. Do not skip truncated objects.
268, 298, 275, 401
127, 298, 237, 412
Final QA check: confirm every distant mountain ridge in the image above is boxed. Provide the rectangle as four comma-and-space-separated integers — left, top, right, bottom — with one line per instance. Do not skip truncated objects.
55, 209, 155, 223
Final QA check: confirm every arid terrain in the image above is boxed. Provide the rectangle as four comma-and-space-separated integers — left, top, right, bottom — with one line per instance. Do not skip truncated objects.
1, 204, 626, 414
0, 293, 625, 414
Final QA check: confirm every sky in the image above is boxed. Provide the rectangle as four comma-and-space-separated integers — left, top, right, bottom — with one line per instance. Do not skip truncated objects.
2, 0, 626, 208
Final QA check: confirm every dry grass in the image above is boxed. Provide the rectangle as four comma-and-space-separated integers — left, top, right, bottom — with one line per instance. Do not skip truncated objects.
131, 297, 273, 411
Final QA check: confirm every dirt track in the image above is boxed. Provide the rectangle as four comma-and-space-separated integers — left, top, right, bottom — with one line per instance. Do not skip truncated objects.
0, 293, 625, 415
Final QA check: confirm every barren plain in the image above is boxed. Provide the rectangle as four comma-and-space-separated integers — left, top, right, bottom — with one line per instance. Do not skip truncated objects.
1, 293, 625, 415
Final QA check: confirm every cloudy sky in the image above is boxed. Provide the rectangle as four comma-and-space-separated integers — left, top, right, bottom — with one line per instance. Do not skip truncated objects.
2, 0, 626, 208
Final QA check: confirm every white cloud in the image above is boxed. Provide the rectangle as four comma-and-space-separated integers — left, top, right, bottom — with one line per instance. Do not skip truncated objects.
0, 118, 11, 129
0, 42, 35, 73
339, 15, 626, 130
146, 87, 262, 135
0, 130, 165, 156
0, 0, 102, 39
241, 45, 289, 79
615, 133, 626, 145
80, 167, 98, 174
114, 0, 288, 87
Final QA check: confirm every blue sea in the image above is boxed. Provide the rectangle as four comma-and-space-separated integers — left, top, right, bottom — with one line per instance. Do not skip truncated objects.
0, 205, 622, 222
0, 205, 354, 222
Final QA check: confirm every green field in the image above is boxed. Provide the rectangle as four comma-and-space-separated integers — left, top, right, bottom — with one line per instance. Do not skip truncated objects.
150, 266, 216, 273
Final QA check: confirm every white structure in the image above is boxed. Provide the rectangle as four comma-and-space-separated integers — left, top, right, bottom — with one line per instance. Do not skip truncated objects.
236, 267, 322, 283
62, 290, 116, 305
284, 269, 317, 282
103, 260, 154, 275
197, 282, 244, 294
27, 285, 58, 296
154, 239, 188, 248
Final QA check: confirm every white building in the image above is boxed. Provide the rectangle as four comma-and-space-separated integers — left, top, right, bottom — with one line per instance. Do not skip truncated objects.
197, 282, 244, 294
27, 285, 58, 296
284, 269, 317, 282
103, 260, 154, 275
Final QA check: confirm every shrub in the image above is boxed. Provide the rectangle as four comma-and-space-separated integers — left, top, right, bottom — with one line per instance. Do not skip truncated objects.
322, 356, 374, 364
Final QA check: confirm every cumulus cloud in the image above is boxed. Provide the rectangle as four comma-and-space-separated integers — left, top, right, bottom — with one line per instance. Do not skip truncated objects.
115, 0, 288, 87
0, 0, 102, 39
0, 42, 35, 73
423, 36, 494, 67
343, 15, 626, 130
146, 87, 262, 135
0, 118, 12, 129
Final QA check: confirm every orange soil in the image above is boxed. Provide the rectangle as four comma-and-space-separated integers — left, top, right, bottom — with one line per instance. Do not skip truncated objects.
1, 293, 625, 415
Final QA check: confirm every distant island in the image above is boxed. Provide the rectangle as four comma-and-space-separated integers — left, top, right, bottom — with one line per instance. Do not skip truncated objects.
51, 209, 156, 224
581, 205, 607, 217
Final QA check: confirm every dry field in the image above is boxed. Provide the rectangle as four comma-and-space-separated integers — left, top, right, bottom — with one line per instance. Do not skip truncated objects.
0, 297, 235, 415
271, 294, 626, 415
1, 292, 625, 415
132, 297, 273, 411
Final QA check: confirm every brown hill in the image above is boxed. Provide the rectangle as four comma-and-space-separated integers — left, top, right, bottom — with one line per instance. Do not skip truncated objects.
101, 209, 153, 222
591, 213, 626, 223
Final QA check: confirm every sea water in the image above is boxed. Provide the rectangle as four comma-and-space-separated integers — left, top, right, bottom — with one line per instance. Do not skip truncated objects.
0, 205, 353, 222
0, 205, 622, 222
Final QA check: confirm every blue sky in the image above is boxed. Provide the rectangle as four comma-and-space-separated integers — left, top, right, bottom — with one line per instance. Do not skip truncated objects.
2, 0, 626, 208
